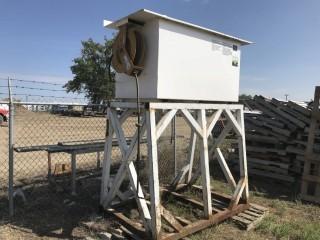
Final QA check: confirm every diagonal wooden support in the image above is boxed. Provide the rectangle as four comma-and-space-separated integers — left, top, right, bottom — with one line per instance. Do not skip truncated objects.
215, 148, 236, 190
127, 161, 152, 232
155, 109, 177, 140
198, 109, 212, 218
102, 111, 147, 207
224, 109, 242, 137
181, 109, 203, 138
108, 108, 129, 154
229, 178, 246, 210
206, 109, 223, 138
209, 122, 233, 156
187, 130, 197, 183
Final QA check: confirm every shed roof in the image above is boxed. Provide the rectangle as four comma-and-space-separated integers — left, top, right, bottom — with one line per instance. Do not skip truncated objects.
104, 9, 252, 45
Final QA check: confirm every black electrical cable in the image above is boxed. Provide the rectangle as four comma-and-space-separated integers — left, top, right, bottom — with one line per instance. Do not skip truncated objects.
134, 71, 142, 199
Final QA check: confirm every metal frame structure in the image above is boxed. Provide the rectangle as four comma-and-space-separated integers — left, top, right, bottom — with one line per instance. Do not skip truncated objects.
100, 101, 249, 240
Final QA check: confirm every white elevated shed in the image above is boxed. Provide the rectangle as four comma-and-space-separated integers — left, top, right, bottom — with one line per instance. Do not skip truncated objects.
105, 9, 251, 102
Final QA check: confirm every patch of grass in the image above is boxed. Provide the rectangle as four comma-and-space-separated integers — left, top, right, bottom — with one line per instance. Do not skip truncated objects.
256, 215, 320, 240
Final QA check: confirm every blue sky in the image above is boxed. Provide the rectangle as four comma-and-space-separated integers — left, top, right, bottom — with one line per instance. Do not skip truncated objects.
0, 0, 320, 101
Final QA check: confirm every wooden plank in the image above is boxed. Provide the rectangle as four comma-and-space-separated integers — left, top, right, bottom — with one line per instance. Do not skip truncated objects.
155, 109, 177, 140
171, 164, 190, 189
236, 108, 249, 201
161, 206, 183, 232
224, 109, 242, 136
206, 109, 223, 138
229, 178, 246, 210
161, 204, 249, 240
100, 118, 113, 204
187, 131, 197, 183
198, 109, 212, 218
146, 109, 162, 240
215, 148, 236, 190
181, 109, 203, 138
287, 101, 311, 117
106, 208, 147, 237
127, 162, 152, 232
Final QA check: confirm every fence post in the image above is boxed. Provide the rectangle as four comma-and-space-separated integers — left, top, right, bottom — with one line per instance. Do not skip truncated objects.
8, 77, 14, 217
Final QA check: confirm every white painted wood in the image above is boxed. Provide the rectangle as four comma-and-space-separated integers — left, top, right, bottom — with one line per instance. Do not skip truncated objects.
119, 109, 135, 125
206, 109, 223, 138
236, 108, 249, 201
146, 109, 162, 239
149, 102, 243, 110
155, 109, 177, 140
127, 161, 152, 232
209, 122, 233, 155
181, 109, 203, 138
108, 109, 129, 154
102, 114, 147, 207
215, 148, 236, 190
107, 10, 251, 101
224, 109, 242, 136
198, 109, 212, 218
229, 177, 246, 209
187, 130, 197, 183
100, 116, 114, 204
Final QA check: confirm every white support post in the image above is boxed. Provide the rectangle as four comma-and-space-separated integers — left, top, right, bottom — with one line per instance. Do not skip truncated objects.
198, 109, 212, 218
146, 109, 162, 240
236, 108, 249, 201
100, 113, 113, 204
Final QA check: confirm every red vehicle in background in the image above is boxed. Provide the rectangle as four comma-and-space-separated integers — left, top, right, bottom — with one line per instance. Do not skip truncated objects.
0, 104, 9, 125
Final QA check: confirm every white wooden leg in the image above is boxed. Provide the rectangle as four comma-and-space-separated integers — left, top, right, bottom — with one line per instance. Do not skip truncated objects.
198, 109, 212, 218
236, 108, 249, 201
100, 116, 113, 205
147, 109, 161, 240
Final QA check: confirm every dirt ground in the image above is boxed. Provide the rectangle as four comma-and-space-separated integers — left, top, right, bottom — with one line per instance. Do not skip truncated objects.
0, 108, 320, 239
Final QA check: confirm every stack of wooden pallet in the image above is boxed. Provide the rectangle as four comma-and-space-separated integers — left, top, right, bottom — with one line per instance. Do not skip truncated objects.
231, 95, 320, 183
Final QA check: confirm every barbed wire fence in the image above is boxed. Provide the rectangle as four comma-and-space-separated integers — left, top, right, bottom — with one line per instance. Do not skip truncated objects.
0, 76, 226, 221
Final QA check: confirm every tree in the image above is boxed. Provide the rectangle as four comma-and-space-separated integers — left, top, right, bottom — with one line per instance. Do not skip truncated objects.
239, 94, 253, 100
64, 38, 115, 103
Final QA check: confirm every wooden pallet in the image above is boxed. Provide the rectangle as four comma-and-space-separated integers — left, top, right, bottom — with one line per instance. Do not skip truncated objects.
301, 86, 320, 203
232, 203, 268, 230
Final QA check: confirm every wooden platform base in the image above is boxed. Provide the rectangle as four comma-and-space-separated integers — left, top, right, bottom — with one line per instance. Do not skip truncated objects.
103, 186, 254, 240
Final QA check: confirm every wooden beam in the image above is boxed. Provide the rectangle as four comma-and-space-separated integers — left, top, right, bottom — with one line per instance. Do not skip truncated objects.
215, 148, 236, 190
229, 178, 246, 210
127, 162, 152, 232
198, 109, 212, 218
187, 131, 197, 183
181, 109, 203, 138
206, 109, 223, 138
224, 109, 242, 136
155, 109, 177, 140
100, 116, 114, 204
161, 206, 183, 232
236, 108, 249, 201
146, 109, 162, 240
